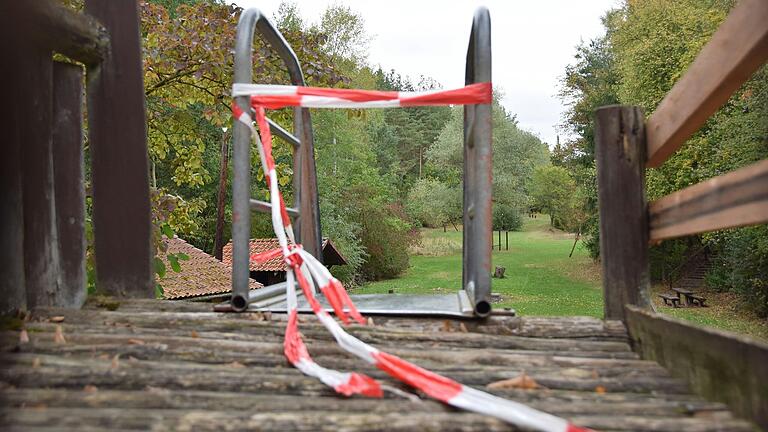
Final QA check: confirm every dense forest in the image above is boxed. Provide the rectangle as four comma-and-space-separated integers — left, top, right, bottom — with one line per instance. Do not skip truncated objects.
124, 0, 550, 288
555, 0, 768, 316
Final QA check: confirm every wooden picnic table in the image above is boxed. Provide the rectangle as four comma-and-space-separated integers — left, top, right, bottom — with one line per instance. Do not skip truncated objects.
672, 288, 707, 307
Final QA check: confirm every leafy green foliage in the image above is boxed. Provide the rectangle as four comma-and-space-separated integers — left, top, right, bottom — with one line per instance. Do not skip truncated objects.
492, 203, 523, 231
406, 179, 461, 228
558, 0, 768, 315
428, 95, 549, 218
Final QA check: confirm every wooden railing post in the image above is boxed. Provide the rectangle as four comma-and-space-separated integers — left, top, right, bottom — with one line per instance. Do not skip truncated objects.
0, 40, 30, 313
52, 62, 87, 308
595, 105, 651, 321
85, 0, 154, 297
20, 46, 61, 309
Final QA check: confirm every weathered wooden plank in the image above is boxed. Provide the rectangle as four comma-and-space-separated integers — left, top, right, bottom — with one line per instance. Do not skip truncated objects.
0, 0, 109, 66
0, 388, 733, 418
645, 0, 768, 167
626, 305, 768, 430
3, 334, 645, 377
84, 0, 153, 298
0, 38, 28, 313
20, 46, 61, 309
22, 311, 632, 354
42, 303, 631, 341
1, 350, 688, 394
594, 106, 651, 321
1, 407, 755, 432
1, 408, 514, 432
649, 159, 768, 241
52, 62, 87, 309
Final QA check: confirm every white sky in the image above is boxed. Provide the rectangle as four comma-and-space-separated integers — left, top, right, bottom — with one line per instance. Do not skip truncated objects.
235, 0, 620, 146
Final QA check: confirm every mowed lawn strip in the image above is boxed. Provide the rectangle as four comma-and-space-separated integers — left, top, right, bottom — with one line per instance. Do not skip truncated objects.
354, 216, 604, 317
354, 216, 768, 340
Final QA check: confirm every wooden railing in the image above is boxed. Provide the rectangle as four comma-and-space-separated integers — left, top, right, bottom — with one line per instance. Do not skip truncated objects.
0, 0, 153, 313
594, 0, 768, 427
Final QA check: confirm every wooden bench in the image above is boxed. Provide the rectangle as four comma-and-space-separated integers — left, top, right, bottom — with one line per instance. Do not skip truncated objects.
659, 293, 681, 308
688, 294, 707, 307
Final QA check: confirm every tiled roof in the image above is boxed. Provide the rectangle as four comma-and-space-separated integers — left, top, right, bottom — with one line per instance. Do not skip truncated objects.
222, 238, 285, 271
222, 238, 347, 272
160, 237, 262, 299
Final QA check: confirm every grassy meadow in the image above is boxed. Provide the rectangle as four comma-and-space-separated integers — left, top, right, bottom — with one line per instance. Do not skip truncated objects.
354, 216, 604, 317
354, 216, 768, 340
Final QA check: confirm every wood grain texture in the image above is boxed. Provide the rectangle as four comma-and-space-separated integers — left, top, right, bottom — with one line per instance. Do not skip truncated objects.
52, 62, 87, 308
626, 305, 768, 430
20, 46, 61, 309
649, 159, 768, 241
85, 0, 153, 298
594, 106, 651, 321
0, 299, 757, 431
0, 0, 108, 66
645, 0, 768, 167
0, 34, 28, 313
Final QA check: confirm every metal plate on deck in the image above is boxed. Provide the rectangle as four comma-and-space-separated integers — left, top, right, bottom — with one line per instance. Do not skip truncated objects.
253, 290, 477, 318
213, 288, 515, 317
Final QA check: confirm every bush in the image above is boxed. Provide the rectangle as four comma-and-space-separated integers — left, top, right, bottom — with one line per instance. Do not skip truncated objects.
492, 203, 523, 231
344, 186, 419, 281
705, 226, 768, 317
406, 178, 461, 228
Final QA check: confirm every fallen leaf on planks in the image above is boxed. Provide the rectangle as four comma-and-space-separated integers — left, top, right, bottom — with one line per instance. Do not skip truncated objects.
595, 385, 607, 394
19, 329, 29, 344
190, 330, 199, 338
54, 325, 66, 344
49, 316, 65, 323
32, 357, 41, 369
83, 385, 98, 393
127, 338, 145, 345
111, 354, 120, 371
487, 371, 543, 390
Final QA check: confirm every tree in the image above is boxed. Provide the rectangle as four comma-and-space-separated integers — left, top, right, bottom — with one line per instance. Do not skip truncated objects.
406, 179, 461, 229
427, 93, 549, 221
531, 166, 576, 229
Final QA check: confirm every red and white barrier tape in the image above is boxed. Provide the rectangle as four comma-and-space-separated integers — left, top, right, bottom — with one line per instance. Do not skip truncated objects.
233, 82, 592, 432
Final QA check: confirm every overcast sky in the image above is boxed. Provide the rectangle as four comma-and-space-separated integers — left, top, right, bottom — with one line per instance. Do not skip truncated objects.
235, 0, 620, 146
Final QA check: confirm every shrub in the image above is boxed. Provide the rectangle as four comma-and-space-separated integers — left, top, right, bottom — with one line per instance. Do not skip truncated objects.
705, 226, 768, 317
344, 186, 419, 281
492, 203, 523, 231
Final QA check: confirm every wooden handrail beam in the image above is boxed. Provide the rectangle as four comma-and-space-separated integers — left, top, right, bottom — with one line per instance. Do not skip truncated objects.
2, 0, 110, 66
649, 159, 768, 241
645, 0, 768, 168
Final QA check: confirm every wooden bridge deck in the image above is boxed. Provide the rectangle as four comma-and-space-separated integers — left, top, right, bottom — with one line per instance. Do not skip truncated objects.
0, 299, 755, 431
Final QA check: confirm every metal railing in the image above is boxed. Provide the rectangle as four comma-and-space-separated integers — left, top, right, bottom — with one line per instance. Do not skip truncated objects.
230, 9, 323, 312
230, 7, 493, 317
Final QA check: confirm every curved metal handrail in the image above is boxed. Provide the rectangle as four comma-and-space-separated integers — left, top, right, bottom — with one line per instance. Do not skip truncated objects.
231, 9, 323, 311
463, 7, 492, 317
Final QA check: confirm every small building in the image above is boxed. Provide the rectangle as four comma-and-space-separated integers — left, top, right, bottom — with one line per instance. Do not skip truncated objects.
222, 238, 348, 286
160, 237, 263, 300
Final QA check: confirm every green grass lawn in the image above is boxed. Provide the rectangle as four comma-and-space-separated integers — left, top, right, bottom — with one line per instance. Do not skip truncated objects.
354, 216, 604, 317
354, 216, 768, 340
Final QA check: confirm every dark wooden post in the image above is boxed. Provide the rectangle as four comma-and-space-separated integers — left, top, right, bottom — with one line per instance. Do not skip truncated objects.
595, 105, 651, 321
52, 62, 87, 308
0, 41, 30, 313
85, 0, 154, 297
20, 47, 61, 308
